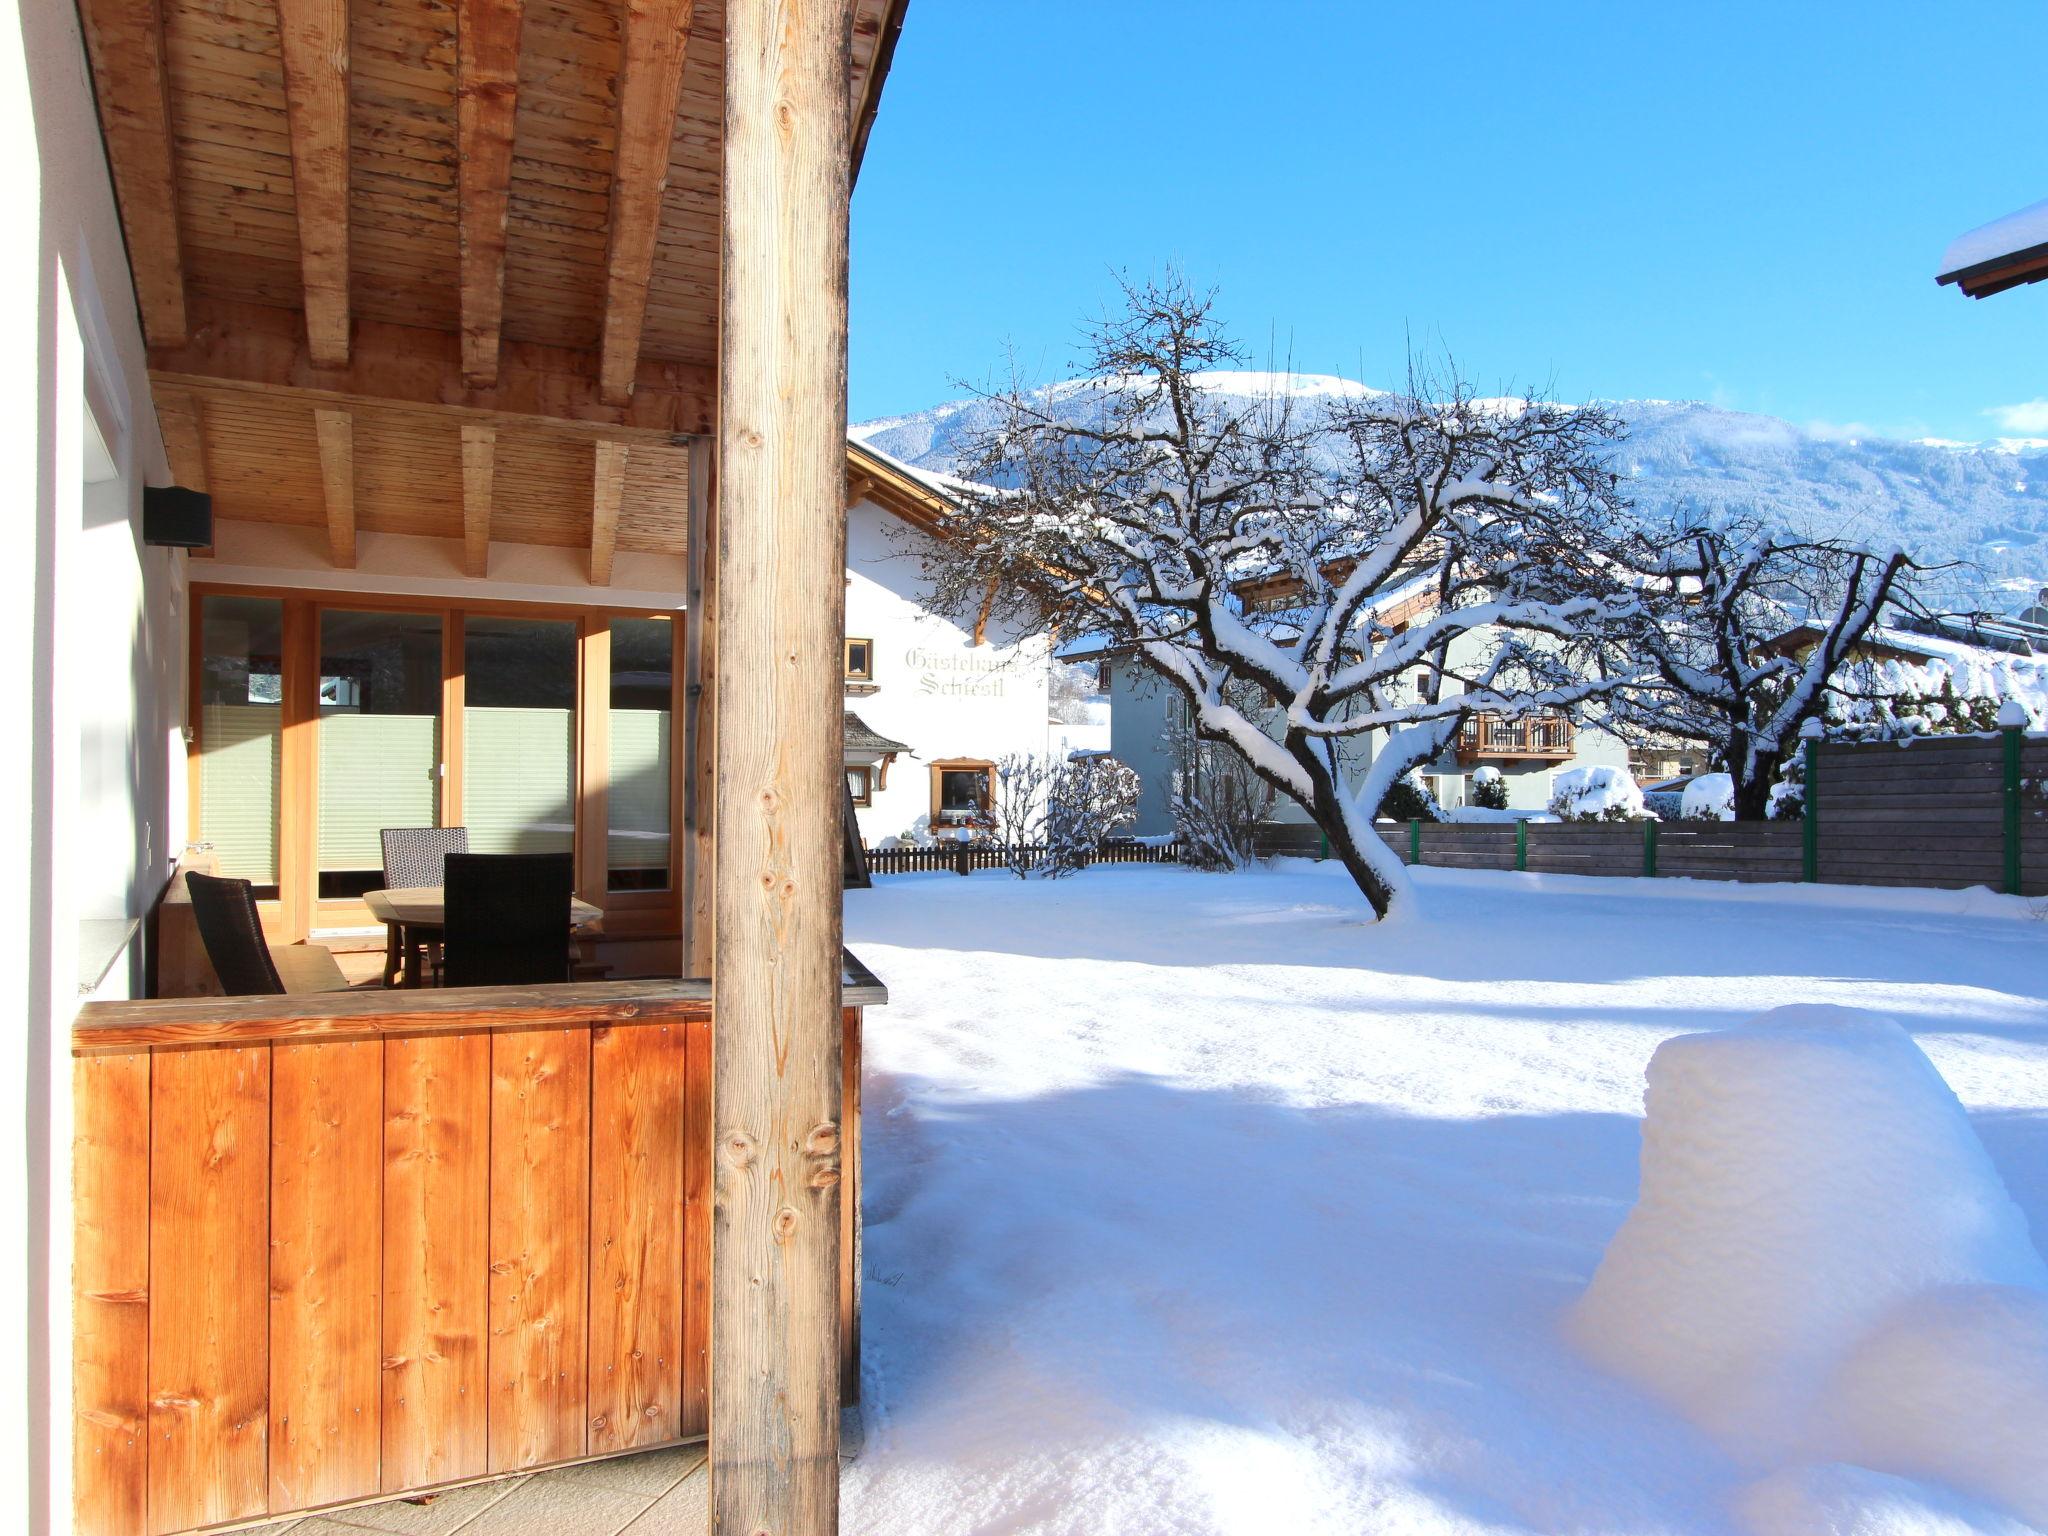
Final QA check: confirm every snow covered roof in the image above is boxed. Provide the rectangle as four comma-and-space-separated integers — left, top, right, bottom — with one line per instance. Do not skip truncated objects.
843, 710, 911, 760
1936, 197, 2048, 298
845, 435, 970, 537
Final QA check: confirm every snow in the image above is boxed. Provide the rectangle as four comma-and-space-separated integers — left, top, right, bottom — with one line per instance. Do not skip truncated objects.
1549, 763, 1648, 819
1942, 198, 2048, 277
1568, 1006, 2047, 1464
842, 862, 2048, 1535
1681, 771, 1735, 820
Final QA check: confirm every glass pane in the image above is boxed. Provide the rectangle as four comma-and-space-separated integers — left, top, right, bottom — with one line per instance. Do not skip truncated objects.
198, 596, 284, 893
464, 616, 577, 856
938, 767, 987, 823
318, 610, 443, 898
608, 617, 672, 890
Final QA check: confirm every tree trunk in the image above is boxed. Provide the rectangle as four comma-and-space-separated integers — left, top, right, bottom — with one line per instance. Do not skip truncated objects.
1731, 753, 1781, 821
1294, 737, 1402, 919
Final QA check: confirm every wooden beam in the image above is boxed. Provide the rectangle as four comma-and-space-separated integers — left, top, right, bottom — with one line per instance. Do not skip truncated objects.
455, 0, 524, 388
276, 0, 354, 365
713, 0, 854, 1530
597, 0, 696, 407
77, 0, 187, 347
590, 440, 628, 585
314, 407, 356, 567
461, 424, 495, 577
151, 295, 715, 437
153, 384, 212, 556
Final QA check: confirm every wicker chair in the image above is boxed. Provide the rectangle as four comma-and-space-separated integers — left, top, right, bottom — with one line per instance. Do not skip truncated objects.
380, 826, 468, 985
380, 825, 469, 889
184, 871, 286, 996
440, 851, 575, 988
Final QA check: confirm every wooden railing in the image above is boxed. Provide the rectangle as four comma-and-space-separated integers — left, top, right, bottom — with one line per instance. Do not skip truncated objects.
71, 968, 882, 1535
1456, 711, 1575, 762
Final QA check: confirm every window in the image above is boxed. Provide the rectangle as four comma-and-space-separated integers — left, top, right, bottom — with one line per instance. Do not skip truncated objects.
930, 760, 993, 825
609, 617, 673, 890
844, 637, 873, 681
197, 595, 284, 895
846, 765, 873, 806
316, 609, 443, 898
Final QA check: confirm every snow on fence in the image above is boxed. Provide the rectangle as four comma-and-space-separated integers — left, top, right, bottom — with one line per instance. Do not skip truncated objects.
863, 840, 1186, 876
1388, 731, 2048, 897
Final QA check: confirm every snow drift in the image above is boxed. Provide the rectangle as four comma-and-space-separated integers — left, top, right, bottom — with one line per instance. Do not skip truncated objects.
1570, 1004, 2048, 1521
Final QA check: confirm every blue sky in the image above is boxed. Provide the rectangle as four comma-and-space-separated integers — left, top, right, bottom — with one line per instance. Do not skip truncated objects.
848, 2, 2048, 442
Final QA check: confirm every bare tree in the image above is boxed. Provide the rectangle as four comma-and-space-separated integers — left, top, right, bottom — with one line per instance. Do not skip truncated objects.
1600, 514, 1919, 819
916, 275, 1641, 918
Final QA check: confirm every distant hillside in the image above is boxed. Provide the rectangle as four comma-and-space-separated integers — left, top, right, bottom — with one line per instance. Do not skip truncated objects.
854, 372, 2048, 612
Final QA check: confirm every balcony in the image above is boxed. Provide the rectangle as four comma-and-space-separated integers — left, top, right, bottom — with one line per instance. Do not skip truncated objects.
1457, 712, 1576, 763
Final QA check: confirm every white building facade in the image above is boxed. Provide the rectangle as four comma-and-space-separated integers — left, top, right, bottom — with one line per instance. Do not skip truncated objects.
842, 458, 1064, 843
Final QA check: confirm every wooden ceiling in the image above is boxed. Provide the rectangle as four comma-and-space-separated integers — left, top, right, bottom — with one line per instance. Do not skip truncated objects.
79, 0, 907, 577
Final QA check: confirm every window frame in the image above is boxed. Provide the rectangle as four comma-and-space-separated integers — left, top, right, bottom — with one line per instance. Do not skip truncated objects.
846, 764, 874, 807
927, 757, 995, 826
844, 636, 874, 682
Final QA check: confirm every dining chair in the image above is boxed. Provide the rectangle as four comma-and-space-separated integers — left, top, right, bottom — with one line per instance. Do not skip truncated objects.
440, 851, 576, 988
380, 826, 468, 984
380, 825, 469, 889
184, 871, 286, 996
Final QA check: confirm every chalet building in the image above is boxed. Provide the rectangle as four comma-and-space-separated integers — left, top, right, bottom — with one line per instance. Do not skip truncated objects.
841, 441, 1072, 846
8, 0, 916, 1530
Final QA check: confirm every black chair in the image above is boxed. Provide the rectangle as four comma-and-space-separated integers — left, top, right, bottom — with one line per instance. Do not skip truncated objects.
440, 851, 576, 988
380, 827, 468, 985
185, 871, 286, 996
380, 825, 469, 889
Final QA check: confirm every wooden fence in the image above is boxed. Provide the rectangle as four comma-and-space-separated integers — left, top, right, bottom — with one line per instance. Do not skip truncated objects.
1376, 731, 2047, 897
863, 840, 1185, 876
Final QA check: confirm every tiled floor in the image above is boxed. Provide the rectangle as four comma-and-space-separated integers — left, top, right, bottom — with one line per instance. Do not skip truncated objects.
242, 1446, 708, 1536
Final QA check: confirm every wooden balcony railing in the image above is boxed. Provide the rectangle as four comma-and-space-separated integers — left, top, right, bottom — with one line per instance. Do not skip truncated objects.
71, 959, 884, 1536
1457, 712, 1576, 763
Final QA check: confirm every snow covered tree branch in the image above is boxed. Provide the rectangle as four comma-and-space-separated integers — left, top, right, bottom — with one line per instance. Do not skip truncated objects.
913, 275, 1642, 918
1596, 511, 1923, 819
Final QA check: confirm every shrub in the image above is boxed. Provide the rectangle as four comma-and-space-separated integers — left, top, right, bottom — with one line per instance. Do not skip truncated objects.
1470, 766, 1510, 811
1379, 773, 1443, 823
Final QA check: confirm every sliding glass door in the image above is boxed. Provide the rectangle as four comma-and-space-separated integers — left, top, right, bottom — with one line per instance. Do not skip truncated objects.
317, 609, 444, 898
462, 615, 578, 856
196, 595, 285, 895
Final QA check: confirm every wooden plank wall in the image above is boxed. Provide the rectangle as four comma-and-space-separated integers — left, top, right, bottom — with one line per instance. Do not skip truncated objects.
71, 1000, 855, 1535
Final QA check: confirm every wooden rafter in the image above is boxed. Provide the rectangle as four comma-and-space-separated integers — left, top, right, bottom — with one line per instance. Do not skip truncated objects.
153, 384, 212, 556
589, 440, 628, 585
77, 0, 186, 347
313, 408, 356, 568
151, 297, 715, 438
597, 0, 696, 407
460, 424, 495, 577
455, 0, 525, 388
153, 386, 210, 492
275, 0, 353, 366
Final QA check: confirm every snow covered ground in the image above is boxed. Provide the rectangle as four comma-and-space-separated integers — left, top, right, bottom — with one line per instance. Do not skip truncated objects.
840, 861, 2048, 1535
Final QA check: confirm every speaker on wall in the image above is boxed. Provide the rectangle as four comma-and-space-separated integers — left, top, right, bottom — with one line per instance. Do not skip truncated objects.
143, 485, 213, 548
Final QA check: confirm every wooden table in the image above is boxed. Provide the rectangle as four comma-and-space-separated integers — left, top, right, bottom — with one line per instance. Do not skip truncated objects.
365, 886, 604, 988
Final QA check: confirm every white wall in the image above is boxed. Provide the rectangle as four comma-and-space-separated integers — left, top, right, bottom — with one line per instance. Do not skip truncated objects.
844, 499, 1054, 843
4, 0, 183, 1525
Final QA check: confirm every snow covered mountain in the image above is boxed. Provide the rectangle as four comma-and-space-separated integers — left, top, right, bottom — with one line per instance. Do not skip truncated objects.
854, 372, 2048, 611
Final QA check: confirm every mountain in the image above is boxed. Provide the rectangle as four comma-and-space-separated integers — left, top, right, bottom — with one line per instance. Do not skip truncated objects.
854, 372, 2048, 613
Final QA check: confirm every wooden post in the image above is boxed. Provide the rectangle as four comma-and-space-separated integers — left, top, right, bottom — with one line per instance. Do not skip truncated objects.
713, 0, 854, 1530
2003, 720, 2024, 897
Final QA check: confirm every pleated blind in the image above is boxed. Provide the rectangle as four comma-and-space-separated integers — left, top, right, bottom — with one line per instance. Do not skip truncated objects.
317, 710, 441, 872
463, 706, 575, 854
608, 708, 671, 872
200, 703, 282, 882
